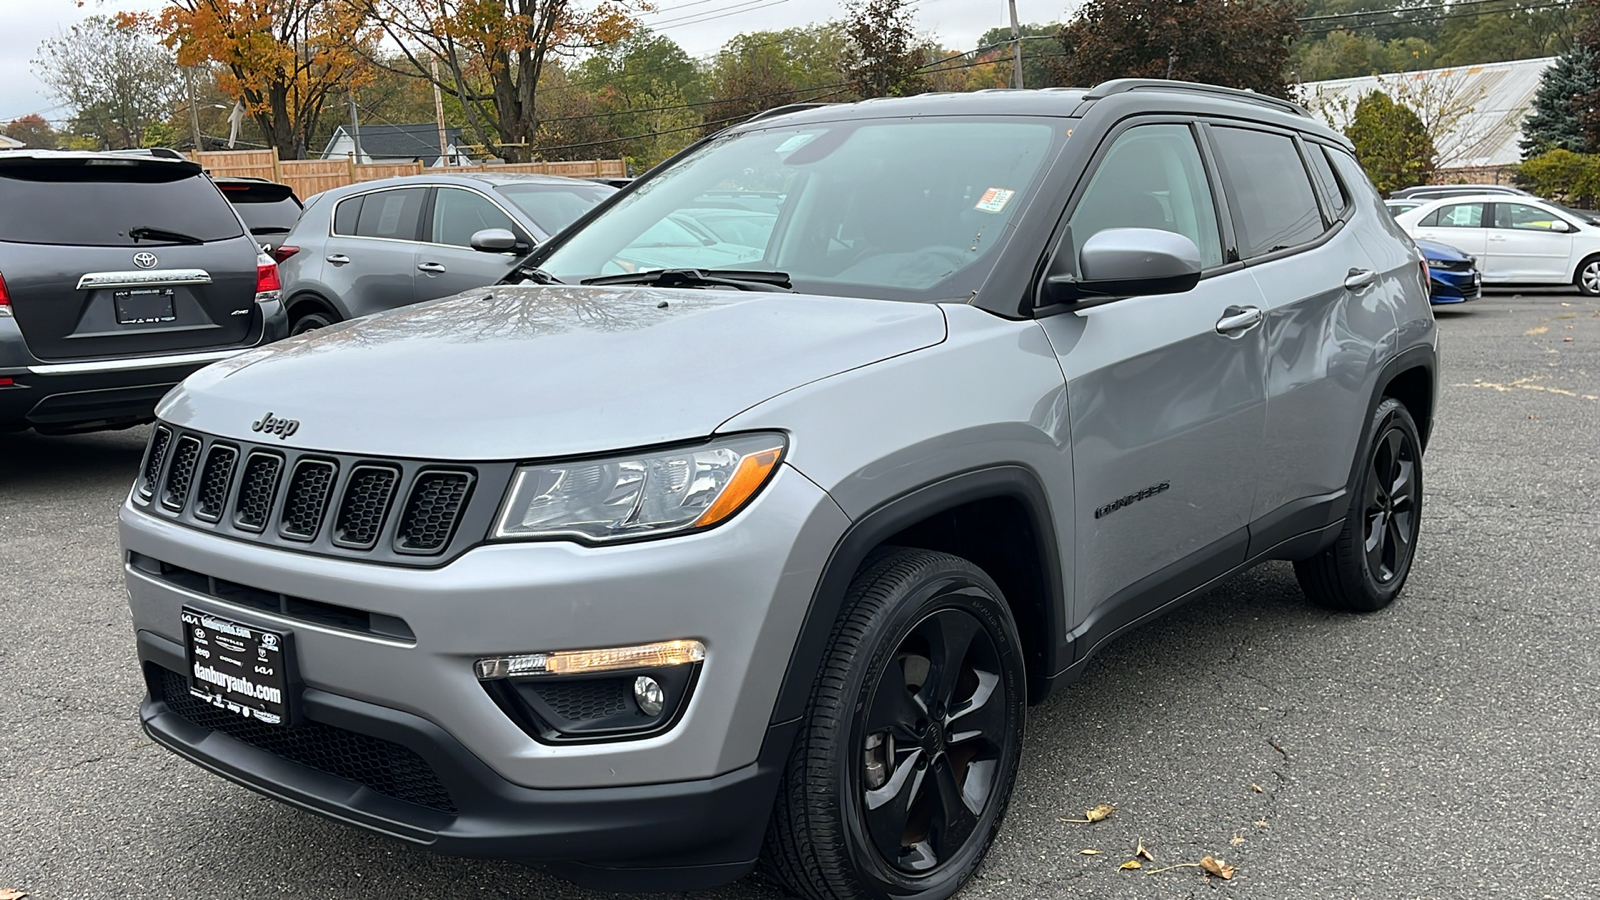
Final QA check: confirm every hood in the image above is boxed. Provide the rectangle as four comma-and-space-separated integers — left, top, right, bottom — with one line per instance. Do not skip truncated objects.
1414, 238, 1473, 263
160, 285, 947, 460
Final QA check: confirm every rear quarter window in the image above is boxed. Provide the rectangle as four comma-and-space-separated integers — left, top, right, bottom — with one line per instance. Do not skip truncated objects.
0, 162, 245, 246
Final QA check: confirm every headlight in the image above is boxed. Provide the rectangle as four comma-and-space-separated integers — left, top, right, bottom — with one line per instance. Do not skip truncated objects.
492, 433, 786, 542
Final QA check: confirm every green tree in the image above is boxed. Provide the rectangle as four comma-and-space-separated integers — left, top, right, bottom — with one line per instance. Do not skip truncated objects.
703, 26, 849, 124
34, 15, 181, 150
976, 23, 1067, 88
1522, 44, 1600, 158
1051, 0, 1303, 99
1517, 148, 1600, 206
1293, 29, 1435, 81
1345, 89, 1434, 193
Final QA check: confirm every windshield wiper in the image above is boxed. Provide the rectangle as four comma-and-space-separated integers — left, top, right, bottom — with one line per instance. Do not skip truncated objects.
129, 225, 204, 245
581, 268, 792, 292
499, 264, 564, 285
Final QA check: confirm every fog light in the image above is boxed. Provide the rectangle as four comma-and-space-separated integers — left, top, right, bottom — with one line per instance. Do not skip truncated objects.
475, 639, 705, 680
634, 675, 665, 716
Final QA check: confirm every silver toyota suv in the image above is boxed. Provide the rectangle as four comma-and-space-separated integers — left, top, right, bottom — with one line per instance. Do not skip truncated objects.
119, 81, 1436, 900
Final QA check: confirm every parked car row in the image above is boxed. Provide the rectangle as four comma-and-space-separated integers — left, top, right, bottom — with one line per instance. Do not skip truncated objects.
0, 154, 621, 433
1391, 193, 1600, 297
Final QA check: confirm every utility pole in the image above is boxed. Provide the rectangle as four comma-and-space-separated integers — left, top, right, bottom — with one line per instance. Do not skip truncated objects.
183, 67, 205, 153
347, 93, 364, 165
1008, 0, 1025, 90
430, 56, 449, 166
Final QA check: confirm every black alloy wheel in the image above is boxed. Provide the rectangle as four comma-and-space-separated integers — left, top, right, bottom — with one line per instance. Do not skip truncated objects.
857, 608, 1008, 874
290, 309, 337, 335
764, 548, 1026, 900
1295, 397, 1424, 611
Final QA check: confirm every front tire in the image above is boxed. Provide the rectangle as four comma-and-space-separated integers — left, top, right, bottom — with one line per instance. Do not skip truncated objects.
764, 548, 1026, 900
1295, 397, 1423, 611
1576, 255, 1600, 297
290, 308, 338, 335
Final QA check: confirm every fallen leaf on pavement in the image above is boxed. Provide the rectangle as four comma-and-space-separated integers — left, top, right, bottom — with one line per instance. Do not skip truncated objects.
1525, 325, 1548, 335
1059, 803, 1116, 823
1136, 840, 1154, 861
1250, 783, 1263, 793
1564, 337, 1574, 342
1, 889, 28, 900
1200, 856, 1236, 880
1080, 849, 1100, 855
1119, 860, 1142, 870
1230, 834, 1246, 847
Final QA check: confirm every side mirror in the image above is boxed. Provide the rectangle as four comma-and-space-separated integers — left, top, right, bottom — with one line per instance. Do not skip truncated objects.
1041, 227, 1203, 308
470, 227, 519, 253
1550, 219, 1572, 233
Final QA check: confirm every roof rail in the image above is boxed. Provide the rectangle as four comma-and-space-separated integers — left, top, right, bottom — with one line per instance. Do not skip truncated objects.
1083, 79, 1311, 118
747, 102, 834, 123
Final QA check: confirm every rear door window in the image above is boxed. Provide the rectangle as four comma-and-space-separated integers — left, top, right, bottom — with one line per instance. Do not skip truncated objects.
1209, 126, 1325, 257
353, 188, 425, 241
1425, 203, 1485, 228
0, 161, 245, 246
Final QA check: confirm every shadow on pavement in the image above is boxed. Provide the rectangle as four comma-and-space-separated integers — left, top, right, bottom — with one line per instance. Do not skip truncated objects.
0, 425, 149, 494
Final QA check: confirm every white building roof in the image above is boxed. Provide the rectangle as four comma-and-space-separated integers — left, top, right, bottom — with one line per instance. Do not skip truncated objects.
1302, 56, 1555, 170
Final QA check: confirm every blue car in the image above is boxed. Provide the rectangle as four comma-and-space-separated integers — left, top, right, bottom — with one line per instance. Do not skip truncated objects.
1415, 238, 1481, 304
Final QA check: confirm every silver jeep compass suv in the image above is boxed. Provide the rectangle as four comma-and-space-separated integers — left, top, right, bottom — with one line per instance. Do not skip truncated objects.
120, 81, 1436, 900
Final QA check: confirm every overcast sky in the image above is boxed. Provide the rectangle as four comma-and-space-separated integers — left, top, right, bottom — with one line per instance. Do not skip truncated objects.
0, 0, 1074, 130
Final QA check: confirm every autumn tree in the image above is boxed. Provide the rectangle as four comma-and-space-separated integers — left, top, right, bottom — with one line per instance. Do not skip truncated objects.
841, 0, 925, 99
359, 0, 645, 162
156, 1, 376, 159
4, 114, 60, 150
1345, 90, 1434, 193
1051, 0, 1303, 99
702, 27, 849, 125
34, 15, 182, 150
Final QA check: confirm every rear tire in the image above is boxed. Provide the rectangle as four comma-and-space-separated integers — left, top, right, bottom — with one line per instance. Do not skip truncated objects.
1295, 398, 1423, 611
763, 548, 1026, 900
1576, 255, 1600, 297
290, 309, 337, 335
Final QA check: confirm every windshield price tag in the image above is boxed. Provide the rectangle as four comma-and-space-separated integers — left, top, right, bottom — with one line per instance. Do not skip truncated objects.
974, 188, 1015, 214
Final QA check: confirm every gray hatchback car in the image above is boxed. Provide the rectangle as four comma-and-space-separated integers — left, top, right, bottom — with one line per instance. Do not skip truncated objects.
121, 81, 1436, 900
276, 172, 615, 333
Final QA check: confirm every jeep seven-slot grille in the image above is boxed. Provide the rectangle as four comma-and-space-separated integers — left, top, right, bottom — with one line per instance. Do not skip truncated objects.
136, 425, 482, 565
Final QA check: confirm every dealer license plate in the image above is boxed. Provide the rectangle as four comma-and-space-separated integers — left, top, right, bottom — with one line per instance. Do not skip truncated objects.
182, 608, 290, 725
114, 288, 176, 324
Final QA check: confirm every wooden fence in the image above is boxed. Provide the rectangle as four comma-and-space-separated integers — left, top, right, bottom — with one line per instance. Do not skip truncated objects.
184, 149, 627, 199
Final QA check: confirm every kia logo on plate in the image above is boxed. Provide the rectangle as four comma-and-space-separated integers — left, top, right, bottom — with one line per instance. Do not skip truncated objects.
132, 252, 158, 269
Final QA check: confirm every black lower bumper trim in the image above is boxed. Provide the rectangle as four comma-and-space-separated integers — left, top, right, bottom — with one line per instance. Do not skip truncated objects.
136, 630, 793, 892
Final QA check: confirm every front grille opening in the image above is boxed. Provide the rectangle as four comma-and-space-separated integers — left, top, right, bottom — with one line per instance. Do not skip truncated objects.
233, 451, 285, 533
153, 666, 455, 814
194, 444, 239, 523
279, 459, 338, 541
394, 471, 474, 555
140, 426, 172, 499
332, 465, 399, 550
129, 553, 416, 642
160, 435, 203, 511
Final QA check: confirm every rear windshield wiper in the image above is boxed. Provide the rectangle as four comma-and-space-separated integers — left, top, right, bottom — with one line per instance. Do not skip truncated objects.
581, 268, 793, 292
249, 226, 292, 235
128, 225, 204, 245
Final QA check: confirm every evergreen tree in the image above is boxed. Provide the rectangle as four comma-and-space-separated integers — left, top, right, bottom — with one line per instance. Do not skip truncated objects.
1522, 44, 1600, 159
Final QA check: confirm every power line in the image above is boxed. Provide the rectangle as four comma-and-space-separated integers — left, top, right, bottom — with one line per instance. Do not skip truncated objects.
1300, 1, 1573, 35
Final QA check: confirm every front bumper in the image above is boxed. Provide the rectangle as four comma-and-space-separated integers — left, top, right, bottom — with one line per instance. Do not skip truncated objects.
139, 630, 799, 890
0, 298, 288, 431
1428, 270, 1480, 304
121, 461, 848, 878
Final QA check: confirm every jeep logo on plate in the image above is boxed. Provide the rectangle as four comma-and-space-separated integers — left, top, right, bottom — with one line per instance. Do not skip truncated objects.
251, 412, 300, 439
132, 252, 158, 269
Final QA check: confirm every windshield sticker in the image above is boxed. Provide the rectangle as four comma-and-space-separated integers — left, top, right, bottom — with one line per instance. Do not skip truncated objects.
775, 133, 819, 154
975, 188, 1015, 214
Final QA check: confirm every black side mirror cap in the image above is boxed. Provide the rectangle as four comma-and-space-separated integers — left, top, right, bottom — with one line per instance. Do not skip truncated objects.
1041, 227, 1204, 309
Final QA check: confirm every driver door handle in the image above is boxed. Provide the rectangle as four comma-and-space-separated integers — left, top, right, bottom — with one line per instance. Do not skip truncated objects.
417, 262, 447, 274
1344, 268, 1377, 290
1215, 305, 1263, 335
325, 254, 350, 264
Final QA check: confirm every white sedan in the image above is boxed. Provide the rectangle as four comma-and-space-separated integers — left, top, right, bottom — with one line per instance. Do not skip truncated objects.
1392, 194, 1600, 295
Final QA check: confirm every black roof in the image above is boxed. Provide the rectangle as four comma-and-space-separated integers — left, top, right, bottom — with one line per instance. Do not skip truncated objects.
327, 124, 465, 165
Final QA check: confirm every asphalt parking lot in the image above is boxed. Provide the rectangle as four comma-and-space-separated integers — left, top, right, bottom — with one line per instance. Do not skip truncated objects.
2, 290, 1596, 900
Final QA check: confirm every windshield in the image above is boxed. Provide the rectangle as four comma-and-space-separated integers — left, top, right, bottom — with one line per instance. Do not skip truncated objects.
496, 181, 617, 235
0, 162, 246, 246
537, 117, 1064, 300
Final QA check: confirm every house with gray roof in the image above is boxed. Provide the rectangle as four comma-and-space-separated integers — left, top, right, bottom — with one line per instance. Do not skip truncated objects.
321, 123, 473, 167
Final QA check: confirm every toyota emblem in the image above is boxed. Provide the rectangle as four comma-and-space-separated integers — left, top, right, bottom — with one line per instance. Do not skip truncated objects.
132, 251, 158, 269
